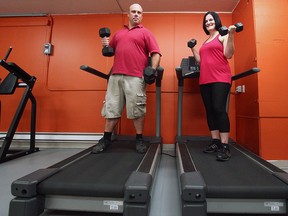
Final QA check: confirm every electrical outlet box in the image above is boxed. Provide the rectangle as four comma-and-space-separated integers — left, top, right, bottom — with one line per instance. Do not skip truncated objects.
44, 43, 52, 55
236, 85, 245, 93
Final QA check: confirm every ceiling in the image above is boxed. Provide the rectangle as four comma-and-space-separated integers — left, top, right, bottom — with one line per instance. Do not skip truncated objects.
0, 0, 240, 16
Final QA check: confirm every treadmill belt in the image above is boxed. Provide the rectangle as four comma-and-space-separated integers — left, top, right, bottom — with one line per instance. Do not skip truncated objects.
186, 139, 288, 199
38, 140, 145, 198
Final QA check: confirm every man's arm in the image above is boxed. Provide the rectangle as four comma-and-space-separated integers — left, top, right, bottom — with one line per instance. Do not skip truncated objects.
150, 53, 161, 69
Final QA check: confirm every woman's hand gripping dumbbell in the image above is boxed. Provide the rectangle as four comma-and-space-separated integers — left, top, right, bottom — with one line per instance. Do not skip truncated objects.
219, 22, 243, 36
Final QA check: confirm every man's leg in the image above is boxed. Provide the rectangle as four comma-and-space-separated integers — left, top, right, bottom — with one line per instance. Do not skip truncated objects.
133, 116, 147, 153
133, 116, 145, 134
105, 118, 120, 132
92, 75, 124, 154
91, 118, 120, 154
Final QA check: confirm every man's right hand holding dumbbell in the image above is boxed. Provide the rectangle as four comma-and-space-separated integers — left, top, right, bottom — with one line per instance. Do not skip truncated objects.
144, 66, 157, 85
99, 28, 114, 57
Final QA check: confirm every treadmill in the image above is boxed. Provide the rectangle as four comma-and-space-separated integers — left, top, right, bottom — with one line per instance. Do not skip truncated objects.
9, 65, 164, 216
175, 56, 288, 215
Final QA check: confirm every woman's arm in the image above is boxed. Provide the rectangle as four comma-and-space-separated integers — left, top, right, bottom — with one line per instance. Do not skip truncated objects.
222, 25, 236, 59
190, 47, 201, 63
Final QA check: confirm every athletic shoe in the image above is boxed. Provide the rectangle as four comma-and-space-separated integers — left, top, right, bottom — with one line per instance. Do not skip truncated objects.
216, 144, 231, 161
136, 139, 147, 154
203, 139, 221, 153
91, 137, 111, 154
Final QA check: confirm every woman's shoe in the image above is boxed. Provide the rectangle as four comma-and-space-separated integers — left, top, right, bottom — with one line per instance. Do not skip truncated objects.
216, 144, 231, 161
203, 139, 221, 153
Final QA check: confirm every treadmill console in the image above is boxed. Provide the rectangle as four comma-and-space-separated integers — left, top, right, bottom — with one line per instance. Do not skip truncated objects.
181, 56, 200, 78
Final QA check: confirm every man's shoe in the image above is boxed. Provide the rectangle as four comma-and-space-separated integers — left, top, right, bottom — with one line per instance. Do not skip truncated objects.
216, 144, 231, 161
91, 138, 111, 154
203, 139, 221, 153
136, 139, 147, 154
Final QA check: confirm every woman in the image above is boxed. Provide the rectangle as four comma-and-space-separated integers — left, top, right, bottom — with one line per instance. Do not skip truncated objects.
190, 11, 236, 161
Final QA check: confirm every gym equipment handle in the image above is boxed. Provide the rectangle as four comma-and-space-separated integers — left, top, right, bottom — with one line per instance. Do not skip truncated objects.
80, 65, 109, 80
232, 67, 260, 81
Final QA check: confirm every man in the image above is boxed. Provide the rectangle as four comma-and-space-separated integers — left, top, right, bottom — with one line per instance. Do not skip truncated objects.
92, 3, 161, 154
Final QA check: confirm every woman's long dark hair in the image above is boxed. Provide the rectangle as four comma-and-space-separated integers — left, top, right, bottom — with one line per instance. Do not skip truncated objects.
202, 11, 222, 35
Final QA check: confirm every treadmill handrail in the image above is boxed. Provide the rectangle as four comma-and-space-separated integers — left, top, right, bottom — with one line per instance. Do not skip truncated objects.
155, 66, 164, 87
232, 67, 260, 81
175, 56, 260, 82
80, 65, 109, 80
80, 64, 164, 84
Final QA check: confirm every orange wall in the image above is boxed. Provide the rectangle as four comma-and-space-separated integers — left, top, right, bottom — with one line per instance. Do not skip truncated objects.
233, 0, 260, 154
231, 0, 288, 159
254, 0, 288, 159
0, 13, 235, 146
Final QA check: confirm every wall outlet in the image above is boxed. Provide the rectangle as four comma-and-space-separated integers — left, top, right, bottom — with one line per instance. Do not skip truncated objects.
236, 85, 245, 93
44, 43, 52, 55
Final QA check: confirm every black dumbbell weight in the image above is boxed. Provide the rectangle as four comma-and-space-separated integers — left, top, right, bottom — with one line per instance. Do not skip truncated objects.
144, 66, 156, 85
219, 22, 243, 36
187, 39, 197, 49
235, 22, 244, 32
99, 28, 114, 57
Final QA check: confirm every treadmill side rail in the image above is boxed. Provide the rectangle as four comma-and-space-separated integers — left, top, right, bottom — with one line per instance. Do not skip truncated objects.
124, 171, 153, 216
274, 172, 288, 185
180, 171, 207, 216
11, 168, 60, 197
183, 200, 207, 216
124, 171, 152, 203
180, 171, 207, 202
9, 195, 45, 216
124, 202, 149, 216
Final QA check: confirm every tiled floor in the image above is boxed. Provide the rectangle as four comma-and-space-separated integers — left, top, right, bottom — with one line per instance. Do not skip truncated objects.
267, 160, 288, 172
0, 144, 287, 216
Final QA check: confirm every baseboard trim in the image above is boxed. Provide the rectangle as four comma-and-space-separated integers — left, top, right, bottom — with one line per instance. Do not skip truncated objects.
0, 132, 103, 141
0, 132, 102, 149
0, 132, 176, 150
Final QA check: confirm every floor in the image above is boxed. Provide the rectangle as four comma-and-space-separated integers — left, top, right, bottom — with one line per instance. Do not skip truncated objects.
0, 143, 287, 216
0, 145, 182, 216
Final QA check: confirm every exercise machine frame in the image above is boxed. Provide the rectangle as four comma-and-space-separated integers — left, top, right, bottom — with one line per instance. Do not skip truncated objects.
0, 47, 38, 163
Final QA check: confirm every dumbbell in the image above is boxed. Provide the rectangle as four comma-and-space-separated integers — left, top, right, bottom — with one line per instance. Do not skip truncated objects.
219, 22, 243, 36
187, 39, 197, 49
99, 28, 114, 57
144, 66, 156, 85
